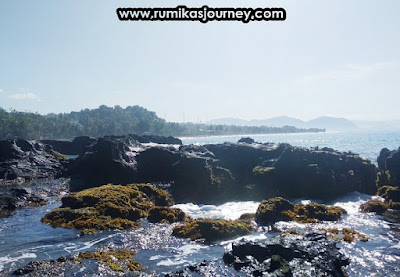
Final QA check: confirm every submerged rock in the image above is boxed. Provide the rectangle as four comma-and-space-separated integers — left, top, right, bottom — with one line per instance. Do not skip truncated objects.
42, 183, 185, 233
223, 232, 349, 276
75, 248, 142, 272
0, 139, 64, 186
172, 218, 254, 243
255, 197, 346, 225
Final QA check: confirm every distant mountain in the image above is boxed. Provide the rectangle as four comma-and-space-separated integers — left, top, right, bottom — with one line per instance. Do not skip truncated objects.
206, 117, 249, 126
306, 116, 357, 131
354, 120, 400, 131
207, 116, 358, 131
250, 116, 306, 128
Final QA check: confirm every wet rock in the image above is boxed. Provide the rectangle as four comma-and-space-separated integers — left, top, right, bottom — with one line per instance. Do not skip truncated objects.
0, 139, 64, 186
223, 232, 349, 277
12, 258, 74, 276
165, 260, 235, 277
0, 180, 70, 218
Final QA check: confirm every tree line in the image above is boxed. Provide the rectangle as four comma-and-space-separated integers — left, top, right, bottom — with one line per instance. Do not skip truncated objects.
0, 105, 324, 140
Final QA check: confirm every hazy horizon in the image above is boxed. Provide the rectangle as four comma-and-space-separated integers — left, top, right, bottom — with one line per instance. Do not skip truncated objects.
1, 0, 399, 123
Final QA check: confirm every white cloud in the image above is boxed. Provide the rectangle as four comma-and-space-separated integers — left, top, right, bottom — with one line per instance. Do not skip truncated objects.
9, 92, 40, 100
302, 62, 395, 82
0, 89, 3, 94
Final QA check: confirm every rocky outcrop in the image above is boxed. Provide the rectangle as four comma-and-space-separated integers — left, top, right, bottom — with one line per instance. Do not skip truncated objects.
255, 197, 346, 225
223, 232, 349, 276
238, 137, 255, 144
377, 147, 400, 187
68, 135, 379, 203
360, 186, 400, 214
42, 183, 185, 234
41, 136, 96, 155
0, 139, 65, 186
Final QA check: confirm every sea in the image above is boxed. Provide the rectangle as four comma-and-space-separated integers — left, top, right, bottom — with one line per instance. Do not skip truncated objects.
0, 130, 399, 276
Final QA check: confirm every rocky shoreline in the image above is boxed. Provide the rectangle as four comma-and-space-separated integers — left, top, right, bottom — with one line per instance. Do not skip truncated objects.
1, 134, 400, 276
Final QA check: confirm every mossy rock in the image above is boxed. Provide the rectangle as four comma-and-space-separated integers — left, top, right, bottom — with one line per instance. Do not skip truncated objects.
42, 184, 176, 233
255, 197, 346, 225
377, 186, 400, 203
136, 184, 174, 206
283, 203, 346, 223
360, 199, 388, 215
238, 213, 255, 222
41, 207, 140, 231
172, 218, 254, 243
76, 248, 143, 272
255, 197, 294, 225
147, 206, 187, 223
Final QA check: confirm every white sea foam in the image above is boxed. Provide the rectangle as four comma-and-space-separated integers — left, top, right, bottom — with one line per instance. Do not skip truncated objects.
63, 234, 116, 253
157, 257, 188, 266
0, 252, 37, 271
172, 201, 259, 220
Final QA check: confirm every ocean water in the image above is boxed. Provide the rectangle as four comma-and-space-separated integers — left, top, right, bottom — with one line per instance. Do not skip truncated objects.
0, 131, 400, 276
180, 130, 400, 163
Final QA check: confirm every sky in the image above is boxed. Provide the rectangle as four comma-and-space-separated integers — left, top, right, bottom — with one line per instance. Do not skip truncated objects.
0, 0, 399, 123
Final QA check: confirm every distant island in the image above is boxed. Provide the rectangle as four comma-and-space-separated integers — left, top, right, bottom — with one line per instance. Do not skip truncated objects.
207, 115, 357, 131
0, 105, 324, 140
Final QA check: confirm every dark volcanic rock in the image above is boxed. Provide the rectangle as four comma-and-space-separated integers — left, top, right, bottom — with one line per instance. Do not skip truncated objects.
0, 139, 64, 186
69, 135, 378, 202
68, 136, 139, 190
223, 232, 349, 277
0, 178, 69, 218
41, 136, 96, 155
238, 137, 255, 144
377, 147, 400, 186
130, 134, 182, 145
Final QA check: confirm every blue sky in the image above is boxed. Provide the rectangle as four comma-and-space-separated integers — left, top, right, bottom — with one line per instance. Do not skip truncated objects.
0, 0, 399, 122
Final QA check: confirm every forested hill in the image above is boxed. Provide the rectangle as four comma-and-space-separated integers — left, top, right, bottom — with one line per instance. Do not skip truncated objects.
0, 105, 324, 140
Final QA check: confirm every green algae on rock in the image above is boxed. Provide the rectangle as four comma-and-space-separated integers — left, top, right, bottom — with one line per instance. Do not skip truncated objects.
147, 206, 187, 223
255, 197, 346, 225
172, 218, 254, 243
254, 197, 294, 225
360, 199, 389, 214
42, 184, 185, 233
